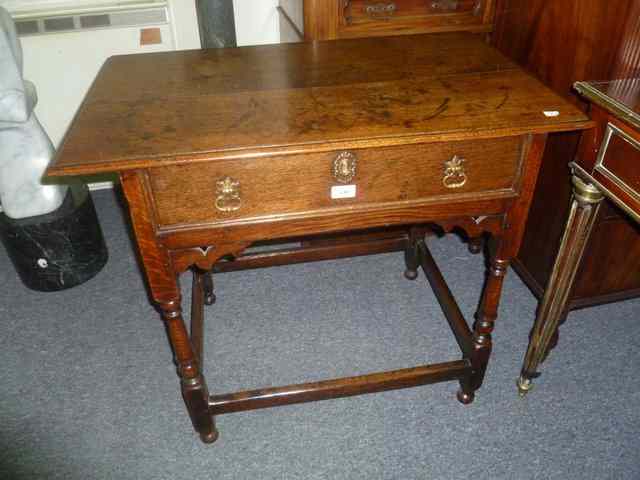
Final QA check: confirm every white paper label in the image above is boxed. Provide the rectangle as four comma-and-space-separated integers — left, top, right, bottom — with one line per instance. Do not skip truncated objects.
331, 185, 357, 199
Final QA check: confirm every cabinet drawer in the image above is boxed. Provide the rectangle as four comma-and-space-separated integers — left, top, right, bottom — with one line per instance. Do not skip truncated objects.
341, 0, 491, 37
148, 137, 523, 228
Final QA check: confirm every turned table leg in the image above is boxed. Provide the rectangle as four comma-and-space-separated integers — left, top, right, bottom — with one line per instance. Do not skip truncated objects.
120, 171, 218, 443
404, 228, 422, 280
517, 175, 604, 396
159, 298, 219, 443
202, 271, 216, 305
467, 236, 484, 255
458, 238, 510, 404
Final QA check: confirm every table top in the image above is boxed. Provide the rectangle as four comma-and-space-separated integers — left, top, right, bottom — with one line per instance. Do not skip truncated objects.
575, 79, 640, 131
49, 33, 591, 177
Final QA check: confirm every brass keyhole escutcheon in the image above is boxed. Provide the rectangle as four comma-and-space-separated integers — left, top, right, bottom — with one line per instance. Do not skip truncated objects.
443, 155, 468, 189
333, 151, 357, 183
215, 176, 242, 212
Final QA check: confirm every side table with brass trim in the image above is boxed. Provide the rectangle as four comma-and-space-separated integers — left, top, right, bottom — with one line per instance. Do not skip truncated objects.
518, 78, 640, 396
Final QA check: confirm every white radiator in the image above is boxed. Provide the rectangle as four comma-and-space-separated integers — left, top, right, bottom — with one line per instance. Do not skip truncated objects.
2, 0, 200, 189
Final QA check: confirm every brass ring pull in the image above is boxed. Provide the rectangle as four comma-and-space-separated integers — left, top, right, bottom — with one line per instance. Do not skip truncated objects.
215, 176, 242, 212
443, 155, 468, 189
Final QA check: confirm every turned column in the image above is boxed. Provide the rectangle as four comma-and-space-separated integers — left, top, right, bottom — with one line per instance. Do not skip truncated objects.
159, 299, 218, 443
458, 238, 510, 404
518, 175, 604, 396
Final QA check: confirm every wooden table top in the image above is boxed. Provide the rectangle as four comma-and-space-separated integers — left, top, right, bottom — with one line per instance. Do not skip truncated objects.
49, 33, 591, 176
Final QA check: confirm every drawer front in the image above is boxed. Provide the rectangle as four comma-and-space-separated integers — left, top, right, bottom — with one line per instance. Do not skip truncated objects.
594, 122, 640, 211
340, 0, 490, 36
149, 137, 523, 228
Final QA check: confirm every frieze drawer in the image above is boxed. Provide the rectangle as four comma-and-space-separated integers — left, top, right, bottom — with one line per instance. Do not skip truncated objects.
148, 136, 524, 228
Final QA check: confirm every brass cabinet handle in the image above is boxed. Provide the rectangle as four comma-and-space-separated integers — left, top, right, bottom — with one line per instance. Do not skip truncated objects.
364, 2, 397, 19
429, 0, 459, 11
443, 155, 468, 189
215, 176, 242, 212
428, 0, 483, 14
333, 151, 358, 183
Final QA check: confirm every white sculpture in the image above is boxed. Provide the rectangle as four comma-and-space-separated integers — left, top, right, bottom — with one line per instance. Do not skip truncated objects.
0, 6, 67, 219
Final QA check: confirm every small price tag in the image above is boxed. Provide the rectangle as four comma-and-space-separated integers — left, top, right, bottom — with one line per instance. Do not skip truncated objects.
331, 185, 357, 199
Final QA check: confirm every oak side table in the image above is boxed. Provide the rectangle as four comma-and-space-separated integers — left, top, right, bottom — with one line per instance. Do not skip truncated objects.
48, 33, 590, 443
518, 78, 640, 396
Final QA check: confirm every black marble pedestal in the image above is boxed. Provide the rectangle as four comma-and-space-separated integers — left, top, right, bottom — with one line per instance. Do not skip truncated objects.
0, 188, 108, 291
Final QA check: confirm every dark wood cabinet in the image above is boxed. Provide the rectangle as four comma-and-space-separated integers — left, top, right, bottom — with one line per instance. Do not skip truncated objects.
278, 0, 495, 42
492, 0, 640, 312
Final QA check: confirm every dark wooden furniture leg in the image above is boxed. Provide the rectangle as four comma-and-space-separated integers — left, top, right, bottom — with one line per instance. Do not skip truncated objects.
202, 270, 216, 305
468, 236, 484, 254
160, 299, 219, 443
458, 237, 510, 403
120, 172, 219, 443
191, 270, 205, 364
517, 175, 604, 396
404, 227, 421, 280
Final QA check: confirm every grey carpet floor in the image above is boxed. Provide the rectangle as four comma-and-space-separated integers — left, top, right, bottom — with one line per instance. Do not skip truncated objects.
1, 189, 639, 480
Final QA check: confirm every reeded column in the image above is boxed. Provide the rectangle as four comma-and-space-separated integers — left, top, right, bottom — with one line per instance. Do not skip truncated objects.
518, 175, 604, 396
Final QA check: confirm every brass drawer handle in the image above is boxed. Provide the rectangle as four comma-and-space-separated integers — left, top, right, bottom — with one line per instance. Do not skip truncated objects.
364, 2, 397, 19
429, 0, 483, 14
333, 151, 358, 183
429, 0, 459, 11
443, 155, 468, 189
215, 176, 242, 212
